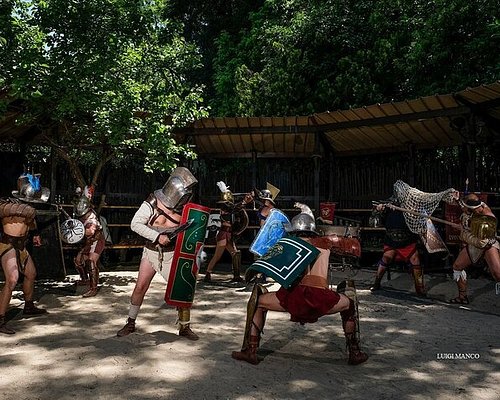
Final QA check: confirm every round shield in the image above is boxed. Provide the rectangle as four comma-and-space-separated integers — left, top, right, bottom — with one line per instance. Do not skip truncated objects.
60, 218, 85, 244
232, 209, 249, 236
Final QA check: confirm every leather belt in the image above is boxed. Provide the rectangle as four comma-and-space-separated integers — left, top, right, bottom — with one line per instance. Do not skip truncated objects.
299, 275, 328, 289
145, 242, 175, 252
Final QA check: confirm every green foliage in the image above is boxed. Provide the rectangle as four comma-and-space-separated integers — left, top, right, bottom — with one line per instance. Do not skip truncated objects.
0, 0, 208, 180
208, 0, 500, 116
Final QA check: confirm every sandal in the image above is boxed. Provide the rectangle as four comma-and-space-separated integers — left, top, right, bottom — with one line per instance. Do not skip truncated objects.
448, 296, 469, 305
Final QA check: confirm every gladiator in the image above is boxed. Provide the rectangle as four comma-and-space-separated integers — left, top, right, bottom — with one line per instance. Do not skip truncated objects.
203, 181, 252, 283
449, 194, 500, 304
117, 167, 200, 340
370, 201, 426, 297
231, 204, 368, 365
73, 186, 105, 297
1, 174, 48, 334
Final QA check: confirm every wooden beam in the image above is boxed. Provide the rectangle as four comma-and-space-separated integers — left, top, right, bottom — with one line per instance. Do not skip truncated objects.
175, 106, 470, 137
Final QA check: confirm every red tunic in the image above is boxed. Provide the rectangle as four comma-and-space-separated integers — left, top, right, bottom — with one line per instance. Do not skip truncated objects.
276, 284, 340, 324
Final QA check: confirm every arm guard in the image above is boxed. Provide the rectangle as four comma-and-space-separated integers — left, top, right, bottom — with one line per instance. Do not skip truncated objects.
459, 230, 488, 248
308, 235, 362, 258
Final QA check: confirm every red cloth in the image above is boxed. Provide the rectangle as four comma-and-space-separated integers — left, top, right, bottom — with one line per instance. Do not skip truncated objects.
383, 243, 417, 262
216, 230, 232, 242
276, 285, 341, 324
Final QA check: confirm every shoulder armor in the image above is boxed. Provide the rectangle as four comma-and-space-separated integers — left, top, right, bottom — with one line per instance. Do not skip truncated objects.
0, 198, 36, 221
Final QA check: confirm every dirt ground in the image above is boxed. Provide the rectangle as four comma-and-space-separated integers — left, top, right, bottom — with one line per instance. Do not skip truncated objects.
1, 266, 499, 400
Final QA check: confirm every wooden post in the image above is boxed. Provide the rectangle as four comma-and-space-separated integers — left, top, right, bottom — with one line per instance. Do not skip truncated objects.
252, 150, 257, 189
407, 143, 415, 186
312, 132, 322, 213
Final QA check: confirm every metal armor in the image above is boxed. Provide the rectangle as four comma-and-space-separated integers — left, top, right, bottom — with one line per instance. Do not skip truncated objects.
74, 196, 92, 217
469, 214, 497, 240
154, 167, 198, 213
11, 173, 50, 203
285, 207, 318, 235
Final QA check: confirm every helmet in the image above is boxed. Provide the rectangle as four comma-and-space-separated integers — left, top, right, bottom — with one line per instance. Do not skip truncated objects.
259, 189, 275, 205
285, 203, 318, 236
215, 181, 234, 206
12, 173, 50, 203
154, 167, 198, 212
74, 196, 92, 217
217, 190, 234, 205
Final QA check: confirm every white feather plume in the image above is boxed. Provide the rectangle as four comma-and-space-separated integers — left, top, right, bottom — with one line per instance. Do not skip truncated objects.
217, 181, 229, 193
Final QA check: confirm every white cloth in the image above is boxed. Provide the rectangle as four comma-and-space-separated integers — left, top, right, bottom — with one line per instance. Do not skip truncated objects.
142, 247, 174, 282
130, 202, 163, 243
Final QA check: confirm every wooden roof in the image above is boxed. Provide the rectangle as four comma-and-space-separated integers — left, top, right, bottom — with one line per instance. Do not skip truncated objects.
176, 81, 500, 157
2, 82, 500, 157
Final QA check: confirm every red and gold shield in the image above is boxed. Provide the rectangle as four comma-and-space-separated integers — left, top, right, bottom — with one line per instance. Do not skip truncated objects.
165, 202, 210, 307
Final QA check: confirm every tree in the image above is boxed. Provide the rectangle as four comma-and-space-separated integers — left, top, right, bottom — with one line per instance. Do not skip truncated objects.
0, 0, 208, 189
209, 0, 500, 116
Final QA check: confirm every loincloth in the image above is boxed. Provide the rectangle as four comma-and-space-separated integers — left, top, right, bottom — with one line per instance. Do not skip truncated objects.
0, 233, 29, 273
216, 228, 232, 243
383, 243, 417, 262
466, 240, 500, 264
276, 283, 340, 324
141, 247, 174, 282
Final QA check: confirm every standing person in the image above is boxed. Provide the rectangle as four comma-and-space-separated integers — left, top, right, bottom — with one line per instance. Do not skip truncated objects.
117, 167, 200, 340
73, 186, 105, 297
0, 173, 48, 334
369, 201, 426, 297
203, 182, 252, 283
231, 203, 368, 365
449, 194, 500, 304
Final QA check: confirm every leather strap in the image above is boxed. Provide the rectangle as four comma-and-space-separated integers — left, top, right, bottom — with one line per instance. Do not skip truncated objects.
300, 274, 328, 289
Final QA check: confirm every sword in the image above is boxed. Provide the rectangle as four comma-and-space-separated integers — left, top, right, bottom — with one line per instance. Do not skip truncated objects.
156, 219, 195, 268
163, 219, 195, 241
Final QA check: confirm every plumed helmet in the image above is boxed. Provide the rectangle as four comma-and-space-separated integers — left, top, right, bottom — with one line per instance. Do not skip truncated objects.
218, 190, 234, 205
285, 202, 319, 236
216, 181, 234, 206
12, 173, 50, 203
154, 167, 198, 213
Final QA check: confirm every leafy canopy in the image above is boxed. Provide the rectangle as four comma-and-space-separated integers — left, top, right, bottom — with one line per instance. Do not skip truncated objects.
0, 0, 208, 180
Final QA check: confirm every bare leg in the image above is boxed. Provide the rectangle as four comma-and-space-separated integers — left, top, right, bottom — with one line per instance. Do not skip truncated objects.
204, 239, 227, 281
449, 248, 471, 304
117, 257, 156, 337
484, 247, 500, 281
20, 255, 47, 315
0, 252, 19, 333
371, 250, 395, 291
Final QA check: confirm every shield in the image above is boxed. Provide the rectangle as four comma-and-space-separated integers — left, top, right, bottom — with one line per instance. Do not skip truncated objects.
206, 210, 221, 240
470, 214, 497, 240
60, 218, 85, 244
232, 208, 249, 236
250, 208, 290, 257
247, 236, 320, 289
164, 202, 210, 308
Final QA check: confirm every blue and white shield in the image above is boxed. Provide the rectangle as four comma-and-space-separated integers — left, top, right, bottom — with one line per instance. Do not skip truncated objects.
250, 208, 290, 257
248, 236, 320, 288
